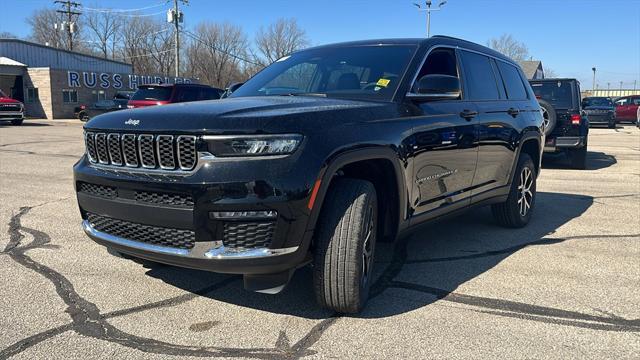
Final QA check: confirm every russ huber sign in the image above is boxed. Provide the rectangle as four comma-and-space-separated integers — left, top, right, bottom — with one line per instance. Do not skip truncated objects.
67, 71, 193, 90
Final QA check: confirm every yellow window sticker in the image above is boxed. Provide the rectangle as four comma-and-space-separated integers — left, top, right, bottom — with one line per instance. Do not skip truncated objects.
376, 78, 391, 87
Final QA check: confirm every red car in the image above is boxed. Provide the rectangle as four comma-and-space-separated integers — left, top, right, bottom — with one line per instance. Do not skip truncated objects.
127, 83, 223, 109
0, 89, 24, 125
614, 95, 640, 124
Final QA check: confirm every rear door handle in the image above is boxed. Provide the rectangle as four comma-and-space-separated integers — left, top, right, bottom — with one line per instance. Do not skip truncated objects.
507, 108, 520, 117
460, 110, 478, 120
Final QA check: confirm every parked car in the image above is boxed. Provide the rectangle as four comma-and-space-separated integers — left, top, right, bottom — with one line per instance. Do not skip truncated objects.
75, 91, 135, 120
581, 96, 616, 128
127, 83, 224, 109
76, 36, 544, 313
529, 78, 588, 169
0, 89, 24, 125
614, 95, 640, 124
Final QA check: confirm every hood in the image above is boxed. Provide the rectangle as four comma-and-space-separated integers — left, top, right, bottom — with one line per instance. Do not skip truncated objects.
85, 96, 395, 134
0, 96, 21, 104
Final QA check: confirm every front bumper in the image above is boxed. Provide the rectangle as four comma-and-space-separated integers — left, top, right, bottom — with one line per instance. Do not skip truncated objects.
543, 136, 586, 152
0, 111, 24, 120
74, 150, 320, 275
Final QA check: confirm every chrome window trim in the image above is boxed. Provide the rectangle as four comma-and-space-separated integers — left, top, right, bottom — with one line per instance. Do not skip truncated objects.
407, 44, 521, 98
106, 133, 123, 166
121, 134, 139, 167
156, 135, 176, 170
137, 134, 157, 169
177, 135, 197, 170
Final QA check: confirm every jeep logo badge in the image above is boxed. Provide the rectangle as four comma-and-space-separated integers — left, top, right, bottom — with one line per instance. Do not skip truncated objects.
125, 119, 140, 126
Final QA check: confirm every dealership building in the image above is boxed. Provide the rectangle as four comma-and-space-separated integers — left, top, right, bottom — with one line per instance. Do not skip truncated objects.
0, 39, 193, 119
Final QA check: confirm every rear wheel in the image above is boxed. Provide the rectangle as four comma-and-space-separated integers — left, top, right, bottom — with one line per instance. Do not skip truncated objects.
608, 120, 615, 129
492, 153, 536, 228
313, 178, 377, 313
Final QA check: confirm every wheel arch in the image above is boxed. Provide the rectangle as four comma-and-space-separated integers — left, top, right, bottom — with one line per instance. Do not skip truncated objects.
306, 147, 408, 242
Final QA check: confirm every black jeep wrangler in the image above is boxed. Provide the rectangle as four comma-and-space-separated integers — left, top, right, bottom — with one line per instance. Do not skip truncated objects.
529, 78, 589, 169
75, 36, 544, 313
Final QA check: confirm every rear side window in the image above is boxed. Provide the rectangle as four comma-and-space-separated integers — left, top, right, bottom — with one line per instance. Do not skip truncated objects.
497, 62, 528, 100
460, 51, 500, 101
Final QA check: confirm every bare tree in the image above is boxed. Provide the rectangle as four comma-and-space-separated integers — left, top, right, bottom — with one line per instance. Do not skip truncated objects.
543, 67, 558, 78
255, 18, 308, 66
0, 31, 18, 38
85, 10, 121, 59
487, 33, 529, 61
185, 22, 249, 87
119, 17, 174, 75
27, 8, 88, 51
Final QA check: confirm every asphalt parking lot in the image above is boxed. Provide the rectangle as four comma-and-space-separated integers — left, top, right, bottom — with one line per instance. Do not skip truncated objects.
1, 120, 639, 359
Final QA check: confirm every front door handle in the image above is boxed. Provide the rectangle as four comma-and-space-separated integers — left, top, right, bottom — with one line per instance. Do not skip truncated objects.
460, 109, 478, 120
507, 108, 520, 117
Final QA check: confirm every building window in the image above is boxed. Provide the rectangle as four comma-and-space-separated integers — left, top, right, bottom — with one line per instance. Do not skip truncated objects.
92, 90, 107, 101
26, 88, 39, 103
62, 89, 78, 103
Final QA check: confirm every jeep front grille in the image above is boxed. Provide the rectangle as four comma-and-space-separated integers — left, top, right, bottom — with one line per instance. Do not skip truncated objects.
84, 132, 197, 171
87, 212, 195, 249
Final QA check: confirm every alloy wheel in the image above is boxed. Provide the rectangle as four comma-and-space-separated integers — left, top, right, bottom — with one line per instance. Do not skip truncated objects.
517, 167, 534, 217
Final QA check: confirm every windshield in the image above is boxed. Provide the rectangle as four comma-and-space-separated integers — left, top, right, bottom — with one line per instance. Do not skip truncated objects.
231, 45, 417, 101
131, 87, 173, 101
582, 97, 612, 107
530, 81, 575, 109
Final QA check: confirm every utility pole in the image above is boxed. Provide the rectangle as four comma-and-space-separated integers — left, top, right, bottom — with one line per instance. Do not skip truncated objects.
620, 81, 623, 90
591, 67, 596, 93
168, 0, 186, 78
54, 0, 81, 51
414, 1, 447, 37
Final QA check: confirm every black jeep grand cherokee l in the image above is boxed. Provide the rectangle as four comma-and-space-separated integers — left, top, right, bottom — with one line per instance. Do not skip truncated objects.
75, 36, 544, 313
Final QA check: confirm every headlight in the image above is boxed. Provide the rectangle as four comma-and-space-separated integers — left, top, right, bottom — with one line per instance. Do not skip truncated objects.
204, 134, 302, 157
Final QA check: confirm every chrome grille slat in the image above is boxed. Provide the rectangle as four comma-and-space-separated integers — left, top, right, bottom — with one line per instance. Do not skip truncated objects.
122, 134, 139, 167
156, 135, 176, 169
107, 133, 123, 166
84, 132, 197, 171
138, 134, 157, 168
177, 135, 197, 170
85, 132, 97, 163
95, 133, 109, 164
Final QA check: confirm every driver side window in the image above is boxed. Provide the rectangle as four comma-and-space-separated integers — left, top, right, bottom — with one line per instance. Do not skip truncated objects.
412, 48, 459, 93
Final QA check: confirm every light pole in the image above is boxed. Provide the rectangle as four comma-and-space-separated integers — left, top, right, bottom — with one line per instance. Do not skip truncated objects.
591, 67, 596, 93
414, 1, 447, 37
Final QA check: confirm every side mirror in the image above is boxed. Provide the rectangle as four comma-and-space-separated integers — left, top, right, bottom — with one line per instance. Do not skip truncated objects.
222, 82, 244, 98
407, 74, 461, 101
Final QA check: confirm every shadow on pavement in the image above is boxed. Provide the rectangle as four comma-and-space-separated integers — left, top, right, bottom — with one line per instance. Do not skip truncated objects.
543, 151, 616, 170
0, 121, 52, 127
143, 191, 592, 319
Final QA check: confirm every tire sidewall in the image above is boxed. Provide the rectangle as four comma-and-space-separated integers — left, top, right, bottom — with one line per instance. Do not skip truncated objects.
510, 155, 537, 226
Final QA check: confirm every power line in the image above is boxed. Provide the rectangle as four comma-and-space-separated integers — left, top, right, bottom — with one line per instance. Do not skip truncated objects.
81, 2, 164, 13
182, 30, 260, 66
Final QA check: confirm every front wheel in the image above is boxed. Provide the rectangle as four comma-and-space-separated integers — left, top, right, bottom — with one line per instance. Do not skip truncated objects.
313, 178, 377, 313
492, 153, 537, 228
569, 145, 587, 170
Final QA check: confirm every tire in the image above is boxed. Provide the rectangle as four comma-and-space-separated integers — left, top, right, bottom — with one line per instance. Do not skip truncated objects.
11, 119, 23, 125
569, 145, 587, 170
77, 111, 86, 121
608, 120, 615, 129
538, 99, 556, 137
313, 178, 378, 313
492, 153, 537, 228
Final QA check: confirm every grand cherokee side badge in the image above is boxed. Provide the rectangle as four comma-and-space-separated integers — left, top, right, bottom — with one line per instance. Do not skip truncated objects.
125, 119, 140, 126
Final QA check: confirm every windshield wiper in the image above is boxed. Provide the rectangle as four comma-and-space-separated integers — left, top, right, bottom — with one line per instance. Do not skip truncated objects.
278, 93, 327, 98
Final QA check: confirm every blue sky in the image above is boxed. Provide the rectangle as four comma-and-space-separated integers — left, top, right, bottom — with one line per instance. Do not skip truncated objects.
3, 0, 639, 88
